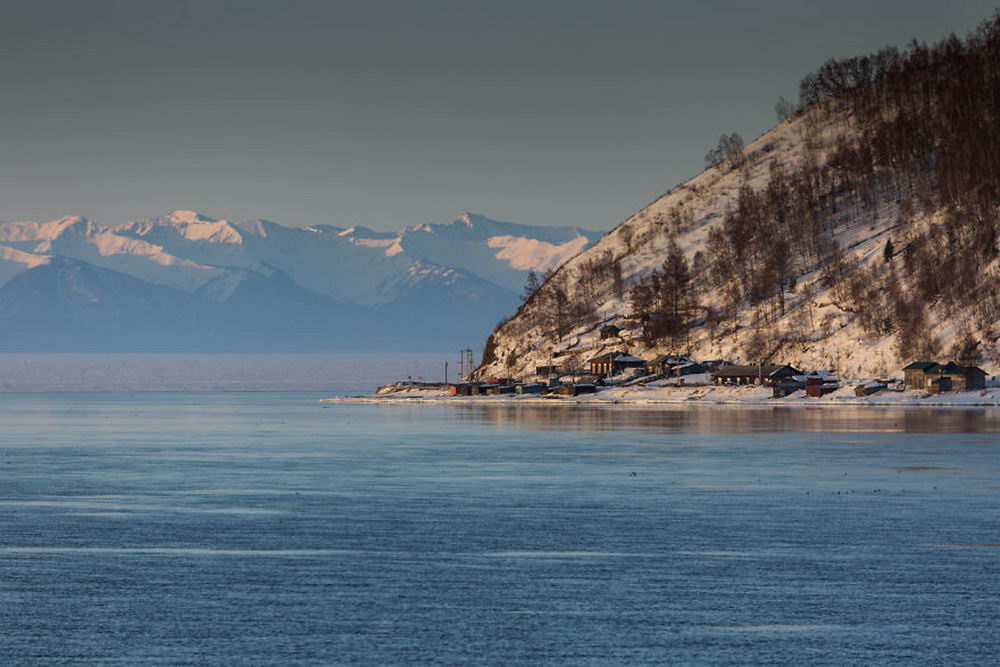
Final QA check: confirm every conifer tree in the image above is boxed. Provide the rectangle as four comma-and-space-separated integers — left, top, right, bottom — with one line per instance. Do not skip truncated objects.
521, 270, 540, 302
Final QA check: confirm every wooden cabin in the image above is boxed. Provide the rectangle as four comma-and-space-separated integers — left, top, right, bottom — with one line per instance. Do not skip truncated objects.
713, 364, 801, 386
855, 381, 887, 396
588, 352, 647, 378
903, 362, 940, 390
903, 361, 987, 391
806, 383, 834, 397
646, 355, 690, 375
773, 380, 805, 397
937, 362, 987, 391
927, 376, 952, 393
676, 362, 709, 377
802, 373, 839, 397
648, 355, 709, 378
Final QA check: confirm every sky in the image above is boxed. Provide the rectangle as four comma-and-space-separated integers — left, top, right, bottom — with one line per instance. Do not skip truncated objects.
0, 0, 996, 231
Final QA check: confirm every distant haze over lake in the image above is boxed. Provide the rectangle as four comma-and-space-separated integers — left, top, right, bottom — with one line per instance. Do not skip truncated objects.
0, 354, 446, 394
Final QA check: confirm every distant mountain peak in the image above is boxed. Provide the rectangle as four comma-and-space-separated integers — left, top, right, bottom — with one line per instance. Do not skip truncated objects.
454, 212, 476, 227
164, 210, 216, 224
52, 215, 89, 226
0, 207, 603, 351
336, 225, 396, 240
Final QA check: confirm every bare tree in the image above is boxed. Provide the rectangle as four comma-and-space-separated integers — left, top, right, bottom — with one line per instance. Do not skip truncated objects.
705, 132, 746, 170
775, 95, 797, 122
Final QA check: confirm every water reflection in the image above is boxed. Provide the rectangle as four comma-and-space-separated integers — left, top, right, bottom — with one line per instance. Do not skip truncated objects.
2, 392, 999, 664
442, 403, 1000, 433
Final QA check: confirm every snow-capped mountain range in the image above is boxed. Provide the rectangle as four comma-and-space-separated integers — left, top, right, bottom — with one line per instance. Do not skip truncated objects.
0, 211, 600, 351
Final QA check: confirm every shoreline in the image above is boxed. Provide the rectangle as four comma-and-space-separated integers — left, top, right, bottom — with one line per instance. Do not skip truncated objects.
323, 385, 1000, 409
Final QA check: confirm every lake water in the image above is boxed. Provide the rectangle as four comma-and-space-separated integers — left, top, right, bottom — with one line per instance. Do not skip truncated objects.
1, 356, 999, 664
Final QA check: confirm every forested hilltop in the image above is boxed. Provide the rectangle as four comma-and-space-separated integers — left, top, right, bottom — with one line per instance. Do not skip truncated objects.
476, 13, 1000, 380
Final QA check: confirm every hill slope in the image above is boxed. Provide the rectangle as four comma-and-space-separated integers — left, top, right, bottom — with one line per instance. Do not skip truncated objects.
476, 15, 1000, 380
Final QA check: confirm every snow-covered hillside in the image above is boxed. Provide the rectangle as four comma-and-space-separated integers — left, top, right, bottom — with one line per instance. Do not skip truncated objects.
476, 25, 1000, 382
0, 211, 601, 351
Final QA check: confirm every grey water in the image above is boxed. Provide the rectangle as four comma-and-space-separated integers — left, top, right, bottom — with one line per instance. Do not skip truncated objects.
1, 356, 999, 664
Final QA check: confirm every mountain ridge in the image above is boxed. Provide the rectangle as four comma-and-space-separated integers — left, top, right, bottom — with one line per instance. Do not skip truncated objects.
0, 211, 603, 351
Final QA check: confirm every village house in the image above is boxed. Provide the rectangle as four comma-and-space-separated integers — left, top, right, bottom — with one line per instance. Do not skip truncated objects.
713, 364, 801, 386
903, 361, 987, 391
772, 379, 805, 397
902, 362, 940, 389
646, 355, 709, 378
854, 380, 888, 396
588, 352, 647, 378
804, 373, 838, 397
937, 361, 987, 391
927, 376, 952, 393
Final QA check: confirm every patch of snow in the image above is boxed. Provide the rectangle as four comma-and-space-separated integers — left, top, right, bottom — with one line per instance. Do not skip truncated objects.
487, 234, 590, 272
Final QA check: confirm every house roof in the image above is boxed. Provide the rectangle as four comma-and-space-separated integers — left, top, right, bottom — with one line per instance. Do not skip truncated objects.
588, 351, 646, 364
939, 361, 987, 375
713, 364, 801, 378
648, 354, 693, 366
903, 361, 940, 371
904, 360, 986, 375
676, 361, 706, 370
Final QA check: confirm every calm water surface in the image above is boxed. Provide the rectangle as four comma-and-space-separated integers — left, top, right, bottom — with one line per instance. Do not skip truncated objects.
1, 388, 1000, 664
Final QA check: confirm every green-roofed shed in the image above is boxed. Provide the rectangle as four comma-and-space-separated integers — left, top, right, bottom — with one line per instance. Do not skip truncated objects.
902, 360, 987, 391
938, 362, 987, 391
902, 361, 940, 370
903, 361, 940, 389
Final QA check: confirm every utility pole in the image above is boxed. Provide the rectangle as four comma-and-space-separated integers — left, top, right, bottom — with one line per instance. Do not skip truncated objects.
458, 348, 475, 380
444, 360, 448, 384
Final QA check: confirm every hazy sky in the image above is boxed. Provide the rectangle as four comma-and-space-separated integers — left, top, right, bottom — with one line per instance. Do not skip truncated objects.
0, 1, 995, 231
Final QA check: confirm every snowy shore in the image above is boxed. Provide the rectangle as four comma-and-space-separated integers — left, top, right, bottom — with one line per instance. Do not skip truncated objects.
323, 384, 1000, 408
